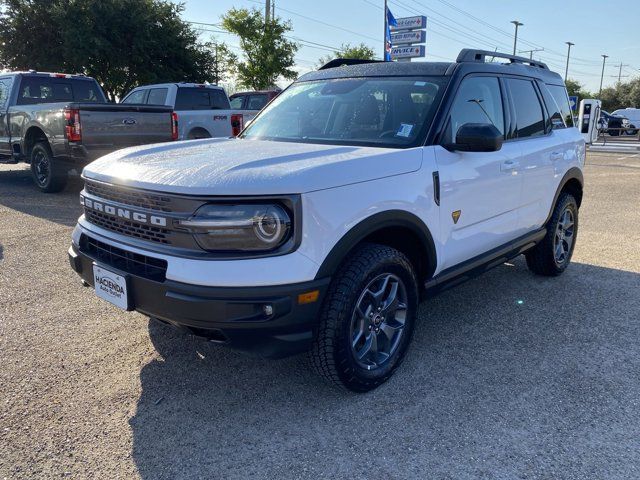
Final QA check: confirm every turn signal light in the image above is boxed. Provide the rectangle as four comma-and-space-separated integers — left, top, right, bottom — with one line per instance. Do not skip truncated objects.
298, 290, 319, 305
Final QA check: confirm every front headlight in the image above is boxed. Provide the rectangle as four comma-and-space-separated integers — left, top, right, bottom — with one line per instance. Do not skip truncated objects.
179, 203, 293, 253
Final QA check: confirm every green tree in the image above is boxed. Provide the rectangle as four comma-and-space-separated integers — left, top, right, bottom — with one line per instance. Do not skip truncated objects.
208, 41, 236, 85
221, 8, 298, 90
317, 42, 377, 67
0, 0, 217, 100
565, 78, 592, 100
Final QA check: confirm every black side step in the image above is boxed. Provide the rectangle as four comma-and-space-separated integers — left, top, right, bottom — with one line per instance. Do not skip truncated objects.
424, 228, 546, 296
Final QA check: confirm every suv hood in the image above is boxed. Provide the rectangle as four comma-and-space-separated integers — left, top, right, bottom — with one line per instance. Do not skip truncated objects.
82, 138, 423, 195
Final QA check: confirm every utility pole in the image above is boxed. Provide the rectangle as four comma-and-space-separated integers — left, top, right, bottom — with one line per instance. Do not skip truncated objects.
564, 42, 574, 81
599, 54, 608, 96
265, 0, 271, 22
511, 20, 523, 55
616, 63, 629, 83
519, 48, 543, 60
272, 0, 275, 20
213, 44, 219, 85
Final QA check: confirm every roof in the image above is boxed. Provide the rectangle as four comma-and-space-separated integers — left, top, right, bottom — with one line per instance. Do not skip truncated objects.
300, 48, 564, 84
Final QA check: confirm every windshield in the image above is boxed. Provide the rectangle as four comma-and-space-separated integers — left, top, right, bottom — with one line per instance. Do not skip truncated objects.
241, 76, 447, 148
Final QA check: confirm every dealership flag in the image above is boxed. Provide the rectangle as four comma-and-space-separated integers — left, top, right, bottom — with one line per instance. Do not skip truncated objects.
385, 6, 397, 61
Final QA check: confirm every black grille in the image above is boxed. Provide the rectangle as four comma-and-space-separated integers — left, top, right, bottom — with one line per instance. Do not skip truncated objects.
85, 180, 173, 212
85, 210, 170, 244
80, 235, 167, 282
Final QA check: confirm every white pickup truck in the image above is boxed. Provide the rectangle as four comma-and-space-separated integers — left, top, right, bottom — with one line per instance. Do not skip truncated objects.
121, 83, 256, 140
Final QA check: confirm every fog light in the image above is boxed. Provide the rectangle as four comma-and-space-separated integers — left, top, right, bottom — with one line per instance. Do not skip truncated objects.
263, 304, 273, 316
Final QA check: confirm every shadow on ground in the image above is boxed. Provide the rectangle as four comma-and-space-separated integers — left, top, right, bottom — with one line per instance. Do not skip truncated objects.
0, 165, 84, 227
130, 258, 640, 479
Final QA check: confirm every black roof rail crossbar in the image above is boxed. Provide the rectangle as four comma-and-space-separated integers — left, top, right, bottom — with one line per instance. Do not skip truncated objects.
456, 49, 549, 70
319, 58, 385, 70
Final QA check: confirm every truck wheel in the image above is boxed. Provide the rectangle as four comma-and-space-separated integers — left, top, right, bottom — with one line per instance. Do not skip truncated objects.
525, 193, 578, 276
308, 244, 418, 392
187, 128, 211, 140
30, 142, 67, 193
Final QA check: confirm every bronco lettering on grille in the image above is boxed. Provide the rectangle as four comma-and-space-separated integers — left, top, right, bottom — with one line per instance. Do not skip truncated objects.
80, 194, 168, 227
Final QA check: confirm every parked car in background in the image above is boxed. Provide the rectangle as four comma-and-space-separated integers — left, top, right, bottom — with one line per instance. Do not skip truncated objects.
122, 83, 254, 140
612, 108, 640, 134
229, 90, 280, 111
0, 71, 175, 192
599, 110, 638, 136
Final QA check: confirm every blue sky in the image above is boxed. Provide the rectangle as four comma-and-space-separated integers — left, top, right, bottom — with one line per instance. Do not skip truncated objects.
178, 0, 640, 91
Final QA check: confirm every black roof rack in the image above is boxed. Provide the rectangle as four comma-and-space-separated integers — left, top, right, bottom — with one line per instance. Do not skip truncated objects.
319, 58, 384, 70
456, 49, 549, 70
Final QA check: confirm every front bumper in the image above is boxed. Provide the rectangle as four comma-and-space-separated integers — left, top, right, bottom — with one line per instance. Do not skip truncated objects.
69, 242, 330, 359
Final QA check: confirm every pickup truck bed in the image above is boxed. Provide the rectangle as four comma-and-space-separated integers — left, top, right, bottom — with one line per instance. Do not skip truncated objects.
0, 71, 176, 192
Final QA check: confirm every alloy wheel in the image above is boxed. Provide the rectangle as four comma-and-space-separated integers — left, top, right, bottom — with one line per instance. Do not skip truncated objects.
349, 273, 408, 370
553, 208, 575, 266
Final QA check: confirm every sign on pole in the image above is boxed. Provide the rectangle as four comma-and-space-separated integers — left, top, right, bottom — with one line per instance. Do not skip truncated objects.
390, 15, 427, 31
569, 96, 578, 111
390, 30, 426, 45
390, 45, 425, 59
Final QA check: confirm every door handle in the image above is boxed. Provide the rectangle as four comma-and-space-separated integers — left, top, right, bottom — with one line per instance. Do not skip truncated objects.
501, 159, 519, 172
550, 151, 563, 162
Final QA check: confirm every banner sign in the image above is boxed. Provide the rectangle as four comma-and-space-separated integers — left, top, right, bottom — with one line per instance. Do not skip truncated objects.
390, 16, 427, 31
390, 45, 425, 59
390, 30, 426, 45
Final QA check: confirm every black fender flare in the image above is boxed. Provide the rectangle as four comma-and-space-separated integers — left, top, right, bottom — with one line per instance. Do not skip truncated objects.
314, 210, 437, 280
545, 167, 584, 224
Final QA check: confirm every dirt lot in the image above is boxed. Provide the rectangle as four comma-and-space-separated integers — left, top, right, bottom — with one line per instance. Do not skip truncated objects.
1, 152, 640, 479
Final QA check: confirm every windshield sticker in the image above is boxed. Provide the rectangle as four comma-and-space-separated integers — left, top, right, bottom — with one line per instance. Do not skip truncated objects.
414, 81, 427, 86
395, 123, 414, 137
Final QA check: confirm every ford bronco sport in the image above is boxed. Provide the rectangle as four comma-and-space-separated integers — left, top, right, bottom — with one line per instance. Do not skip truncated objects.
69, 50, 585, 392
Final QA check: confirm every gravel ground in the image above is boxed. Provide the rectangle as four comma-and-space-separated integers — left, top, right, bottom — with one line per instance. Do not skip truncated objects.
1, 152, 640, 480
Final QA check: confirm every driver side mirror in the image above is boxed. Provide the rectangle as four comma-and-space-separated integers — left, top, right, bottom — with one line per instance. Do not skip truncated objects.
447, 123, 503, 152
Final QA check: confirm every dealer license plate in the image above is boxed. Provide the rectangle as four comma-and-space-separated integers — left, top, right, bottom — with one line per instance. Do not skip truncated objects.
93, 264, 129, 310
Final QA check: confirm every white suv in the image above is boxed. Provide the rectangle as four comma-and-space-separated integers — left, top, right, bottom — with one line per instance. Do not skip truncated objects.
69, 50, 585, 392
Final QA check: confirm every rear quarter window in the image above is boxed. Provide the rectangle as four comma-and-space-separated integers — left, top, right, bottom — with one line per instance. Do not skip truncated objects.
547, 84, 575, 128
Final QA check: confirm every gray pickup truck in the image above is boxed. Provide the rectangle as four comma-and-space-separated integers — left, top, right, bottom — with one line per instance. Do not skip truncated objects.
0, 71, 176, 192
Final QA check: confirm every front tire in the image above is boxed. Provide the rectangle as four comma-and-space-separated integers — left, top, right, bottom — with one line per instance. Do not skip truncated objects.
308, 244, 419, 392
525, 193, 578, 276
30, 142, 67, 193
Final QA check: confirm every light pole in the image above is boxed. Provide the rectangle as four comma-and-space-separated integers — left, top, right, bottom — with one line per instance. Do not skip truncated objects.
599, 54, 608, 96
511, 21, 523, 55
564, 42, 574, 81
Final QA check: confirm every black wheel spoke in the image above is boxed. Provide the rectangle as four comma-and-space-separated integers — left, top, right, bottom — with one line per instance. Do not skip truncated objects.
350, 273, 408, 371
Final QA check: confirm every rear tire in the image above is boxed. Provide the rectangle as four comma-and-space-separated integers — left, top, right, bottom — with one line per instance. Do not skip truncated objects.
308, 244, 419, 392
525, 193, 578, 276
187, 128, 211, 140
30, 142, 67, 193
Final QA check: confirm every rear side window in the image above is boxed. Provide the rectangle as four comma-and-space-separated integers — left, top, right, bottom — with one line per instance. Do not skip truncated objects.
547, 84, 574, 127
146, 88, 168, 105
175, 88, 230, 110
247, 94, 268, 110
17, 77, 103, 104
122, 89, 147, 104
444, 76, 505, 144
211, 89, 230, 109
507, 78, 546, 139
229, 96, 244, 109
72, 80, 102, 102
